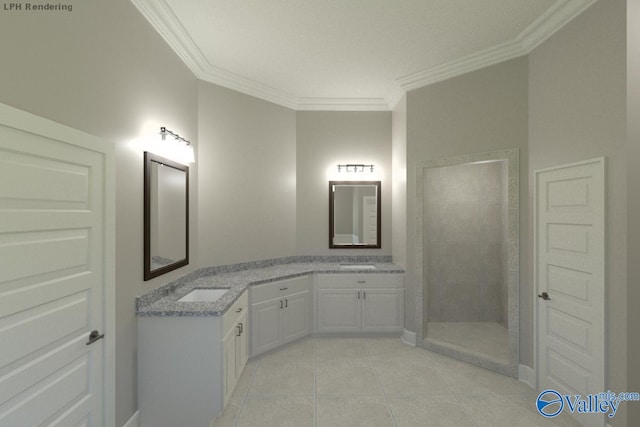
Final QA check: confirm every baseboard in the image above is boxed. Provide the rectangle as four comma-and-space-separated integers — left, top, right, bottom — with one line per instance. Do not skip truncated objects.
518, 365, 536, 390
401, 329, 416, 346
123, 410, 139, 427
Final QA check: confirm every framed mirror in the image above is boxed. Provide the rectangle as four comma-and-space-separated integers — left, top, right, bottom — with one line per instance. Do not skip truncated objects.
329, 181, 381, 248
144, 152, 189, 280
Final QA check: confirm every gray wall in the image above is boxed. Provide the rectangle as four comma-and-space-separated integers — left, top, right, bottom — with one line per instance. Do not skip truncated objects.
197, 82, 297, 265
529, 0, 627, 423
627, 1, 640, 425
0, 1, 199, 426
425, 162, 506, 324
296, 111, 392, 255
405, 57, 529, 340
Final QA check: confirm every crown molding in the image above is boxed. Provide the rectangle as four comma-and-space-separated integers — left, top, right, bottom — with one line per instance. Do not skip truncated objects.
397, 38, 526, 92
517, 0, 599, 52
384, 84, 406, 111
397, 0, 597, 93
130, 0, 301, 110
297, 97, 390, 111
132, 0, 596, 111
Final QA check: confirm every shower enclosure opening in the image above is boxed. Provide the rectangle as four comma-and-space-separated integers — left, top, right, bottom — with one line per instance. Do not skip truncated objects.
415, 149, 519, 377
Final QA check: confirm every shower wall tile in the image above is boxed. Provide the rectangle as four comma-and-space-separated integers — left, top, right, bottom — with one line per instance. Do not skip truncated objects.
425, 160, 506, 324
479, 161, 504, 202
441, 164, 480, 202
440, 201, 479, 242
480, 202, 503, 243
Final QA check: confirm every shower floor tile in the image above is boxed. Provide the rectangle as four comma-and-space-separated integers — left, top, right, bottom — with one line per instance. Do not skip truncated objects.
427, 321, 509, 363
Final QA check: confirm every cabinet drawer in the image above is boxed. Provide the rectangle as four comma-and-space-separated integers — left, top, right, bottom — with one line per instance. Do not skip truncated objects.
316, 274, 403, 289
251, 275, 310, 303
223, 290, 248, 333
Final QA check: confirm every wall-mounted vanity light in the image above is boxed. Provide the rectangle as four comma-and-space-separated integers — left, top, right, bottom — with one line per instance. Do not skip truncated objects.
159, 126, 195, 164
337, 163, 375, 173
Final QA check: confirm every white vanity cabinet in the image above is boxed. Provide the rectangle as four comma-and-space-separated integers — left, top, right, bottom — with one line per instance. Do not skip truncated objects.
250, 275, 312, 357
222, 307, 248, 405
138, 290, 249, 427
316, 274, 404, 333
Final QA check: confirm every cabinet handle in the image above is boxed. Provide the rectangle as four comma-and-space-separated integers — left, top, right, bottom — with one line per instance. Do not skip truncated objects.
357, 280, 366, 284
236, 324, 242, 337
239, 322, 243, 334
357, 291, 360, 299
285, 298, 288, 308
236, 308, 243, 313
280, 300, 283, 309
363, 291, 366, 299
280, 287, 288, 291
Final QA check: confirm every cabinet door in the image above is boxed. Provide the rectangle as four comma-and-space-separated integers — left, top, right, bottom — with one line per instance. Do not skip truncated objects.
251, 298, 283, 356
317, 289, 361, 332
236, 311, 249, 377
223, 326, 237, 405
361, 289, 404, 332
282, 291, 310, 344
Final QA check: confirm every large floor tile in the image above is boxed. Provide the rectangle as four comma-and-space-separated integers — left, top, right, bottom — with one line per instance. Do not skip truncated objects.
316, 337, 369, 361
316, 396, 394, 427
457, 395, 582, 427
428, 355, 531, 396
373, 358, 451, 396
364, 337, 431, 361
254, 337, 315, 363
387, 396, 475, 427
316, 359, 381, 396
235, 397, 314, 427
247, 359, 314, 396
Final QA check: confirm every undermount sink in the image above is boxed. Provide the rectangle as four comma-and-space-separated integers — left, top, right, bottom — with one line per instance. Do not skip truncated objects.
178, 288, 229, 302
339, 264, 377, 270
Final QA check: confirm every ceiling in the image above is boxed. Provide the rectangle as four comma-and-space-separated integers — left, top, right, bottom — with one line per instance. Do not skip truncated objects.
131, 0, 596, 110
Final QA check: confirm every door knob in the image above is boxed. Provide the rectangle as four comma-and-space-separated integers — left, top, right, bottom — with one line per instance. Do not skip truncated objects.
86, 330, 104, 345
538, 292, 551, 301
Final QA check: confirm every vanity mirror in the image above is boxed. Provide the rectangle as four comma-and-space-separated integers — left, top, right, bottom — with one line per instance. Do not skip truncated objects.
144, 152, 189, 280
329, 181, 381, 248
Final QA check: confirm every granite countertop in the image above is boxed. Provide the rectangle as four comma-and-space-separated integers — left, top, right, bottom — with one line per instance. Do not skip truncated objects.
136, 260, 404, 318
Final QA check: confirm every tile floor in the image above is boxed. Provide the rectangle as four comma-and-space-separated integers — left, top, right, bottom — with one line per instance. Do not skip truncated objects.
213, 336, 581, 427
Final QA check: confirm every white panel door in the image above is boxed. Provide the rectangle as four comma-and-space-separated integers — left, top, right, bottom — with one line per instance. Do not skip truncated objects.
0, 105, 114, 427
250, 299, 283, 356
535, 158, 605, 427
361, 289, 404, 332
317, 289, 361, 332
282, 291, 310, 344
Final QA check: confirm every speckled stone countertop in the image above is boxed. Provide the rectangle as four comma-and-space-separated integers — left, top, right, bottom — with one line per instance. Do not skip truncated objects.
136, 257, 404, 317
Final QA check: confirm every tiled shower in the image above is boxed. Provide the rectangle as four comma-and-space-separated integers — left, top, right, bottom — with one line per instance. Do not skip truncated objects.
424, 160, 509, 362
